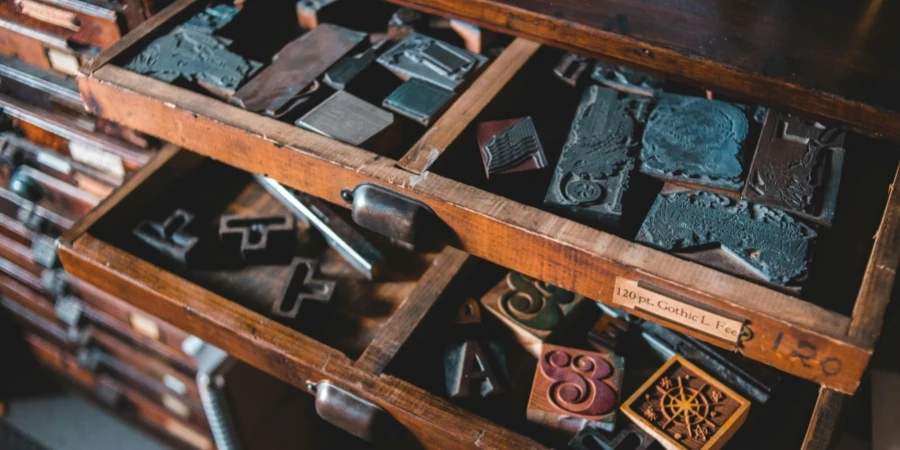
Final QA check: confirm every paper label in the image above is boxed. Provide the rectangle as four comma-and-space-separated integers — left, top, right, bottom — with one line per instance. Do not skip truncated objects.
613, 278, 744, 344
68, 141, 125, 178
46, 48, 80, 75
36, 150, 72, 175
129, 312, 160, 341
165, 419, 212, 450
16, 0, 80, 31
163, 374, 187, 395
162, 393, 190, 419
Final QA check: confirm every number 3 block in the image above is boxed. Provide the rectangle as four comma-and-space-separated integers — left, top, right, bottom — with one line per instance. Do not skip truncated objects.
527, 344, 624, 434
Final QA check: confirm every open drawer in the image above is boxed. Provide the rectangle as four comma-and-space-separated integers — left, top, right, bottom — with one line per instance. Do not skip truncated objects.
74, 0, 900, 395
57, 146, 547, 449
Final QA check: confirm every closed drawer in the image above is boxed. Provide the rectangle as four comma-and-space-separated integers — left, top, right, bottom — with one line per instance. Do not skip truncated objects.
74, 0, 900, 396
0, 0, 124, 49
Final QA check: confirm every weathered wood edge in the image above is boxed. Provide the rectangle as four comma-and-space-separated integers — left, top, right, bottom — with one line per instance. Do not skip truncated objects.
801, 387, 847, 450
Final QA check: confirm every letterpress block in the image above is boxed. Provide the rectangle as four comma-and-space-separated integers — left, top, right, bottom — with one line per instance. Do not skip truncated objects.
387, 8, 423, 41
272, 258, 336, 319
553, 52, 590, 87
181, 4, 240, 34
377, 32, 487, 91
218, 214, 294, 263
569, 423, 656, 450
123, 6, 262, 100
383, 78, 454, 126
452, 297, 481, 325
232, 24, 366, 116
481, 272, 584, 357
544, 86, 650, 229
591, 61, 663, 97
527, 344, 624, 433
639, 94, 754, 192
132, 209, 199, 265
635, 189, 817, 286
588, 312, 631, 354
742, 111, 845, 226
621, 355, 750, 450
297, 90, 395, 147
295, 0, 340, 29
444, 340, 506, 398
323, 45, 380, 90
477, 117, 547, 178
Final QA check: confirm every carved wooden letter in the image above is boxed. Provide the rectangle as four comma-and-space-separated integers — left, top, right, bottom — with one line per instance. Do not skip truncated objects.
444, 340, 505, 399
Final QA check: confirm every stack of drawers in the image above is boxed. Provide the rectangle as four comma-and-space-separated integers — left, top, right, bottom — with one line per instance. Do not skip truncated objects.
0, 2, 300, 448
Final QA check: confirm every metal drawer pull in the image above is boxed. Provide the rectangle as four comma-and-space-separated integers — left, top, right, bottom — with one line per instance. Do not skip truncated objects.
312, 381, 398, 442
345, 183, 438, 249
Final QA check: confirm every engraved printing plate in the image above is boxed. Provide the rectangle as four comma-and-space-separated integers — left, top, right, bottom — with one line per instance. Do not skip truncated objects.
639, 94, 752, 191
591, 61, 663, 97
477, 117, 547, 178
376, 32, 487, 91
621, 355, 750, 450
382, 78, 454, 126
297, 90, 394, 146
544, 85, 650, 228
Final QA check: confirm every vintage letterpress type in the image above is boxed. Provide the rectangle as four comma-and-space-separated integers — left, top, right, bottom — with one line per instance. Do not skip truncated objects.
231, 24, 365, 116
444, 340, 506, 398
742, 111, 845, 226
588, 311, 631, 354
323, 43, 383, 90
181, 4, 239, 33
383, 78, 454, 126
218, 214, 294, 263
544, 85, 650, 229
123, 6, 262, 100
553, 52, 590, 87
639, 94, 753, 191
640, 321, 780, 405
481, 272, 584, 357
635, 189, 816, 286
271, 258, 336, 319
296, 90, 395, 146
621, 355, 750, 450
132, 209, 199, 265
569, 423, 656, 450
452, 298, 481, 325
527, 344, 624, 433
295, 0, 340, 29
477, 117, 547, 178
377, 32, 487, 91
591, 61, 663, 97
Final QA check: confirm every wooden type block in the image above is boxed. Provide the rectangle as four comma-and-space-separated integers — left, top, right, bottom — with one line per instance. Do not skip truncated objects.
480, 272, 584, 357
231, 24, 366, 116
376, 32, 487, 91
295, 0, 340, 30
132, 209, 199, 265
591, 61, 663, 97
271, 257, 336, 319
444, 340, 507, 399
569, 422, 656, 450
553, 52, 590, 87
382, 78, 454, 126
387, 8, 422, 42
544, 85, 650, 229
452, 297, 481, 325
639, 94, 754, 192
449, 20, 495, 54
296, 90, 395, 146
218, 214, 294, 263
587, 311, 631, 354
635, 189, 817, 286
123, 5, 262, 100
742, 110, 846, 226
476, 117, 547, 178
527, 343, 624, 434
621, 355, 750, 450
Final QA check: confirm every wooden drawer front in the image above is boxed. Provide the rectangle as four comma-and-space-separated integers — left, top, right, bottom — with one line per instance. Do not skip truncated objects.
1, 0, 123, 48
0, 15, 92, 75
22, 331, 214, 450
59, 148, 546, 449
76, 0, 900, 394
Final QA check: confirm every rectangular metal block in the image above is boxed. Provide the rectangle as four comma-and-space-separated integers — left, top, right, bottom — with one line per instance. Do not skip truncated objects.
376, 32, 486, 91
296, 90, 394, 146
232, 24, 366, 116
544, 85, 649, 229
476, 117, 547, 178
591, 61, 663, 97
382, 78, 454, 126
742, 110, 846, 226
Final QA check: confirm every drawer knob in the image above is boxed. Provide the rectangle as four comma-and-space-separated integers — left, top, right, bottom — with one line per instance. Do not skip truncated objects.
346, 184, 438, 249
313, 381, 398, 442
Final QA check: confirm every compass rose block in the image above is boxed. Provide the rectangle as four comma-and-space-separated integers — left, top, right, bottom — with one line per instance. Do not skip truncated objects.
527, 344, 625, 434
621, 355, 750, 450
